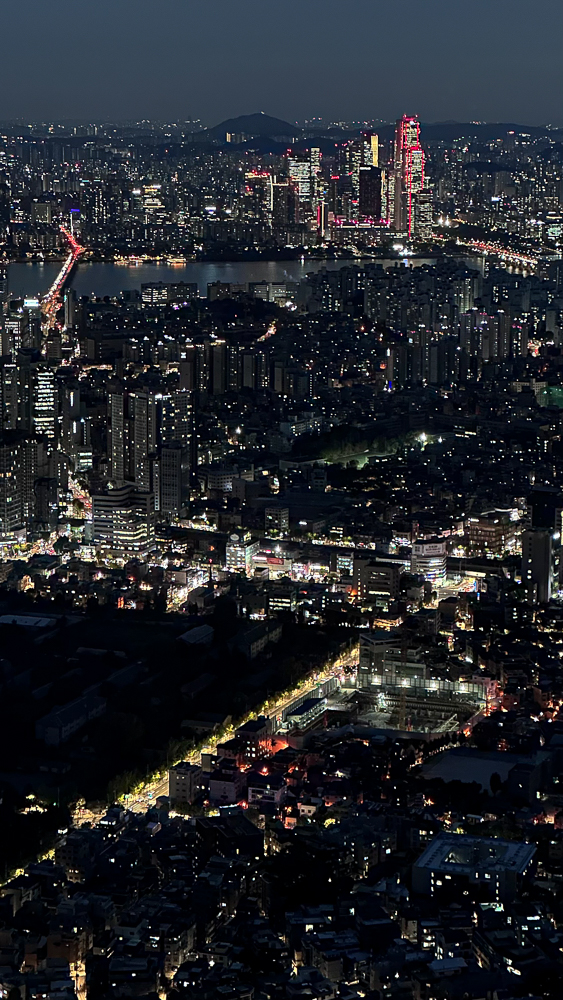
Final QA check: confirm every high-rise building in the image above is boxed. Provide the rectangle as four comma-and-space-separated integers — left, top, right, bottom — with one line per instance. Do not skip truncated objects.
33, 368, 57, 439
0, 431, 37, 540
92, 483, 155, 558
393, 115, 426, 236
361, 131, 379, 168
61, 385, 92, 470
522, 528, 556, 604
460, 310, 512, 364
529, 487, 563, 535
359, 166, 383, 220
272, 180, 298, 230
413, 186, 433, 239
0, 359, 18, 430
158, 443, 186, 516
63, 288, 76, 328
108, 387, 194, 503
525, 486, 563, 599
13, 355, 57, 440
288, 153, 313, 204
2, 314, 26, 356
381, 167, 395, 226
211, 342, 227, 395
160, 390, 193, 449
244, 170, 273, 222
157, 389, 194, 515
287, 148, 321, 222
108, 391, 125, 483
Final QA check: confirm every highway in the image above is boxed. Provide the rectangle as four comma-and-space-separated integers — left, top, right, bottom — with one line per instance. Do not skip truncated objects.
41, 226, 85, 335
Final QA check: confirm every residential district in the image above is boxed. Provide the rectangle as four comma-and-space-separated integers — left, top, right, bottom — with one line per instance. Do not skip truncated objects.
0, 114, 562, 998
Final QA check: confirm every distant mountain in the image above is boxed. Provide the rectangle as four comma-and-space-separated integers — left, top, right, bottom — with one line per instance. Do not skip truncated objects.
204, 115, 562, 148
419, 121, 562, 142
207, 112, 302, 141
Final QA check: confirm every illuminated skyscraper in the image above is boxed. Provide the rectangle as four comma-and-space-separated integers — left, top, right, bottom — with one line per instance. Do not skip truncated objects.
287, 148, 321, 222
288, 153, 313, 204
393, 115, 425, 236
361, 131, 379, 167
92, 483, 155, 558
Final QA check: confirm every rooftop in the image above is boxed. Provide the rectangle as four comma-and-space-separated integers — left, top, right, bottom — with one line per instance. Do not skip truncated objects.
414, 832, 535, 875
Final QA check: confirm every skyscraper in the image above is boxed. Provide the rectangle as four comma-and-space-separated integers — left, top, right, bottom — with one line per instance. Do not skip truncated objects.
359, 166, 383, 220
132, 391, 157, 490
108, 391, 125, 483
0, 431, 38, 540
272, 180, 298, 230
522, 528, 556, 604
522, 487, 563, 603
393, 115, 425, 236
158, 389, 195, 513
361, 131, 379, 168
13, 355, 57, 440
287, 148, 321, 222
158, 443, 185, 516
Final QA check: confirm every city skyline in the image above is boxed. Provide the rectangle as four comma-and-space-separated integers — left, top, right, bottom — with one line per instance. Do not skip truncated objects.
1, 7, 563, 997
0, 0, 561, 126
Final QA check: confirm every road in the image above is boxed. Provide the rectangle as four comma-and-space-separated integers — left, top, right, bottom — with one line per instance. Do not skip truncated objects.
460, 237, 537, 269
434, 231, 538, 270
121, 645, 358, 814
41, 227, 85, 335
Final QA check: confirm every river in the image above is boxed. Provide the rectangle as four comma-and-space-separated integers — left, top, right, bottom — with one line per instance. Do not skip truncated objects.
6, 258, 357, 300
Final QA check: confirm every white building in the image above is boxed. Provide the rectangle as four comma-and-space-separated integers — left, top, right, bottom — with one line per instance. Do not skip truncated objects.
226, 532, 259, 575
411, 537, 447, 587
92, 484, 155, 558
169, 762, 202, 805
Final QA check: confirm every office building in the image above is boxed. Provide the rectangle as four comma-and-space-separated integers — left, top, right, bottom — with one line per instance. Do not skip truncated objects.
393, 115, 426, 236
158, 443, 188, 516
132, 391, 157, 490
92, 484, 155, 558
226, 532, 259, 574
272, 179, 298, 229
359, 166, 383, 220
0, 431, 36, 539
410, 537, 447, 587
522, 528, 557, 604
108, 391, 125, 483
354, 558, 401, 607
361, 130, 379, 168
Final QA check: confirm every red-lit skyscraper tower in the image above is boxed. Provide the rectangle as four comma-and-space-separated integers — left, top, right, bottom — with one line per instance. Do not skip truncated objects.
393, 115, 425, 236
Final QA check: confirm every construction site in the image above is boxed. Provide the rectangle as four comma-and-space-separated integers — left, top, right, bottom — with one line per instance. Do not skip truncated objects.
348, 630, 496, 737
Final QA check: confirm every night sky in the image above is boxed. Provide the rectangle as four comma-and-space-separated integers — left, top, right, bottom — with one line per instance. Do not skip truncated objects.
2, 0, 561, 126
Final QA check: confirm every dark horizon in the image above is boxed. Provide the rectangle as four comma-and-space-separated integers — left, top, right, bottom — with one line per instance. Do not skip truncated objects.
0, 114, 560, 131
1, 0, 561, 127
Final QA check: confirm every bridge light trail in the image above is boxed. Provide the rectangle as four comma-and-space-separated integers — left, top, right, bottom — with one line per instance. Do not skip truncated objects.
41, 226, 85, 337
